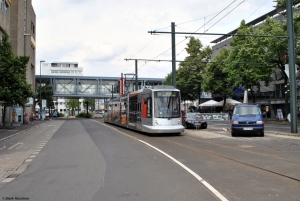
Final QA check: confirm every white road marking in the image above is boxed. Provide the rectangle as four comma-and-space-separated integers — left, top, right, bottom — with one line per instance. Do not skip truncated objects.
139, 140, 229, 201
2, 178, 15, 183
8, 142, 24, 150
25, 159, 33, 163
0, 145, 6, 150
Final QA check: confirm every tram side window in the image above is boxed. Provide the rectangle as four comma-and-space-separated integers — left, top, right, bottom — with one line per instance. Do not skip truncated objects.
147, 98, 152, 118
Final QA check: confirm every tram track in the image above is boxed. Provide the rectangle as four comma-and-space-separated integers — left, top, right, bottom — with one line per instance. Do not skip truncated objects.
183, 135, 300, 165
159, 135, 300, 183
234, 137, 283, 152
95, 120, 300, 183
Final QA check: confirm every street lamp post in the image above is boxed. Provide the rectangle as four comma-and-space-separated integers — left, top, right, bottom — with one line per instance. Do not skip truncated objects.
40, 60, 45, 120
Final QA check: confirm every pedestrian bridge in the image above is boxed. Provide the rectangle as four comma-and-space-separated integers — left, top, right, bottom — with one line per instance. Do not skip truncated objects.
35, 75, 165, 99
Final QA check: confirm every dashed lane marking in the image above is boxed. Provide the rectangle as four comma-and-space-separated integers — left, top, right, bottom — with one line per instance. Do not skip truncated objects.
139, 140, 229, 201
92, 120, 229, 201
2, 178, 15, 182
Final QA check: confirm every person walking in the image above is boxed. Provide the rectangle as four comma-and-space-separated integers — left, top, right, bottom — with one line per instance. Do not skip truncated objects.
30, 112, 34, 124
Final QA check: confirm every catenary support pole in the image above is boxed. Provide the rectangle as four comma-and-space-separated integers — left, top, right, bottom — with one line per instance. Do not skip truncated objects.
286, 0, 297, 133
171, 22, 176, 88
135, 60, 138, 91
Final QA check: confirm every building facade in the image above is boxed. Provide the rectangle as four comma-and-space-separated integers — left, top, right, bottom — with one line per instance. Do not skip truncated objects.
0, 0, 36, 124
0, 0, 10, 37
41, 62, 83, 76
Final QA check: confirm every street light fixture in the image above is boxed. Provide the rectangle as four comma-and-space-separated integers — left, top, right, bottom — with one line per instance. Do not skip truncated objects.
40, 60, 45, 120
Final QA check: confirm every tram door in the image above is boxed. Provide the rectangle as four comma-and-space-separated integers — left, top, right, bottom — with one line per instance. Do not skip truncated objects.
128, 94, 138, 129
136, 96, 142, 130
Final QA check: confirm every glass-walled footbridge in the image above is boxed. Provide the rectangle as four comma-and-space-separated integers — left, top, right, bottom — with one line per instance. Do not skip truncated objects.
35, 75, 165, 99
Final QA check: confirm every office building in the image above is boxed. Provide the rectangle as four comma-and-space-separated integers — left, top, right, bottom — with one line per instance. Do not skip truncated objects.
0, 0, 36, 123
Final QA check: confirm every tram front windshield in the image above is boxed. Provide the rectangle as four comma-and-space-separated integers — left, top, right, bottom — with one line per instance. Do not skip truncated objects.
154, 91, 180, 118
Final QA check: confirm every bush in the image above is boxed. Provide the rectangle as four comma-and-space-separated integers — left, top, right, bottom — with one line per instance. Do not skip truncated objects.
76, 112, 93, 118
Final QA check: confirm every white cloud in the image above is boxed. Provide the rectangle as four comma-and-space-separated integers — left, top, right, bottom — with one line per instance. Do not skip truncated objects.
32, 0, 277, 78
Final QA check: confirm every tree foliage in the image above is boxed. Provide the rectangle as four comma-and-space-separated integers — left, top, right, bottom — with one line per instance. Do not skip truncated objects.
66, 98, 80, 116
0, 33, 34, 123
36, 81, 54, 110
83, 99, 95, 112
202, 48, 233, 108
177, 37, 212, 105
224, 20, 274, 103
0, 33, 34, 107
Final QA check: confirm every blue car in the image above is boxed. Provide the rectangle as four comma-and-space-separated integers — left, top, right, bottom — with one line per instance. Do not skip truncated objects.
52, 111, 57, 117
231, 104, 264, 137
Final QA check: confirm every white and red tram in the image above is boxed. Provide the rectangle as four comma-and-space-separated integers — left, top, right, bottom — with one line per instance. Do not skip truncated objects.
104, 85, 184, 134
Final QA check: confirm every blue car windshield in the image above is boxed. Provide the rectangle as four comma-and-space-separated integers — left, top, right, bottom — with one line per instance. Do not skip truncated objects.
233, 106, 261, 116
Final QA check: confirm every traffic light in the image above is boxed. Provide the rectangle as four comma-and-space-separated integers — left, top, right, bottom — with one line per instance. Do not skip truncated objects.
285, 83, 290, 94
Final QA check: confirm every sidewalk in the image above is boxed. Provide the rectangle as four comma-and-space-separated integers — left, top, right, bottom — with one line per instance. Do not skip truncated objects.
0, 120, 47, 142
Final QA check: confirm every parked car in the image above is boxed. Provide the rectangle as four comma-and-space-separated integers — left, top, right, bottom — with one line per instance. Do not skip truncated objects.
52, 111, 57, 117
182, 112, 207, 129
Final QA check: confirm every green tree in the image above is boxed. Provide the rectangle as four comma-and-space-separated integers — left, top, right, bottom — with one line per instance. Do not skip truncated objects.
224, 20, 274, 103
203, 48, 233, 109
0, 33, 34, 123
36, 81, 54, 112
177, 37, 212, 108
163, 73, 172, 86
83, 99, 95, 113
275, 0, 300, 69
66, 98, 80, 116
255, 16, 290, 116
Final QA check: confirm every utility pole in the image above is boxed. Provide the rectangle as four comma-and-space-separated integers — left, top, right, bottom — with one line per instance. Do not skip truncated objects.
171, 22, 176, 88
198, 83, 201, 112
286, 0, 297, 133
135, 60, 138, 91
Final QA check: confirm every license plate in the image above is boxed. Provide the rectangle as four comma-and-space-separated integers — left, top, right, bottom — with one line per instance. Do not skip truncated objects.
243, 127, 253, 130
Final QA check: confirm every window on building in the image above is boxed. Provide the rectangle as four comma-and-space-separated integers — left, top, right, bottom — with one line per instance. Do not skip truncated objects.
31, 22, 35, 34
4, 1, 8, 17
31, 45, 35, 57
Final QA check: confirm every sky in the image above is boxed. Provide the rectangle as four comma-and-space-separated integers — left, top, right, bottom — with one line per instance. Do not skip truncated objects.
32, 0, 278, 79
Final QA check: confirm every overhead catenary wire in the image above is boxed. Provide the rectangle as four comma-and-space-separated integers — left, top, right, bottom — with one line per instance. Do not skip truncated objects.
204, 0, 246, 33
245, 0, 270, 21
124, 0, 267, 77
125, 0, 242, 75
124, 58, 277, 65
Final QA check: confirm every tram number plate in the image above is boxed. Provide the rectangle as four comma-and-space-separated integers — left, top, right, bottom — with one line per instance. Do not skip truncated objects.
243, 127, 253, 130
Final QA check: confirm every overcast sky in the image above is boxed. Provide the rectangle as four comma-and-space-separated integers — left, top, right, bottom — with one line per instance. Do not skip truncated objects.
32, 0, 277, 79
